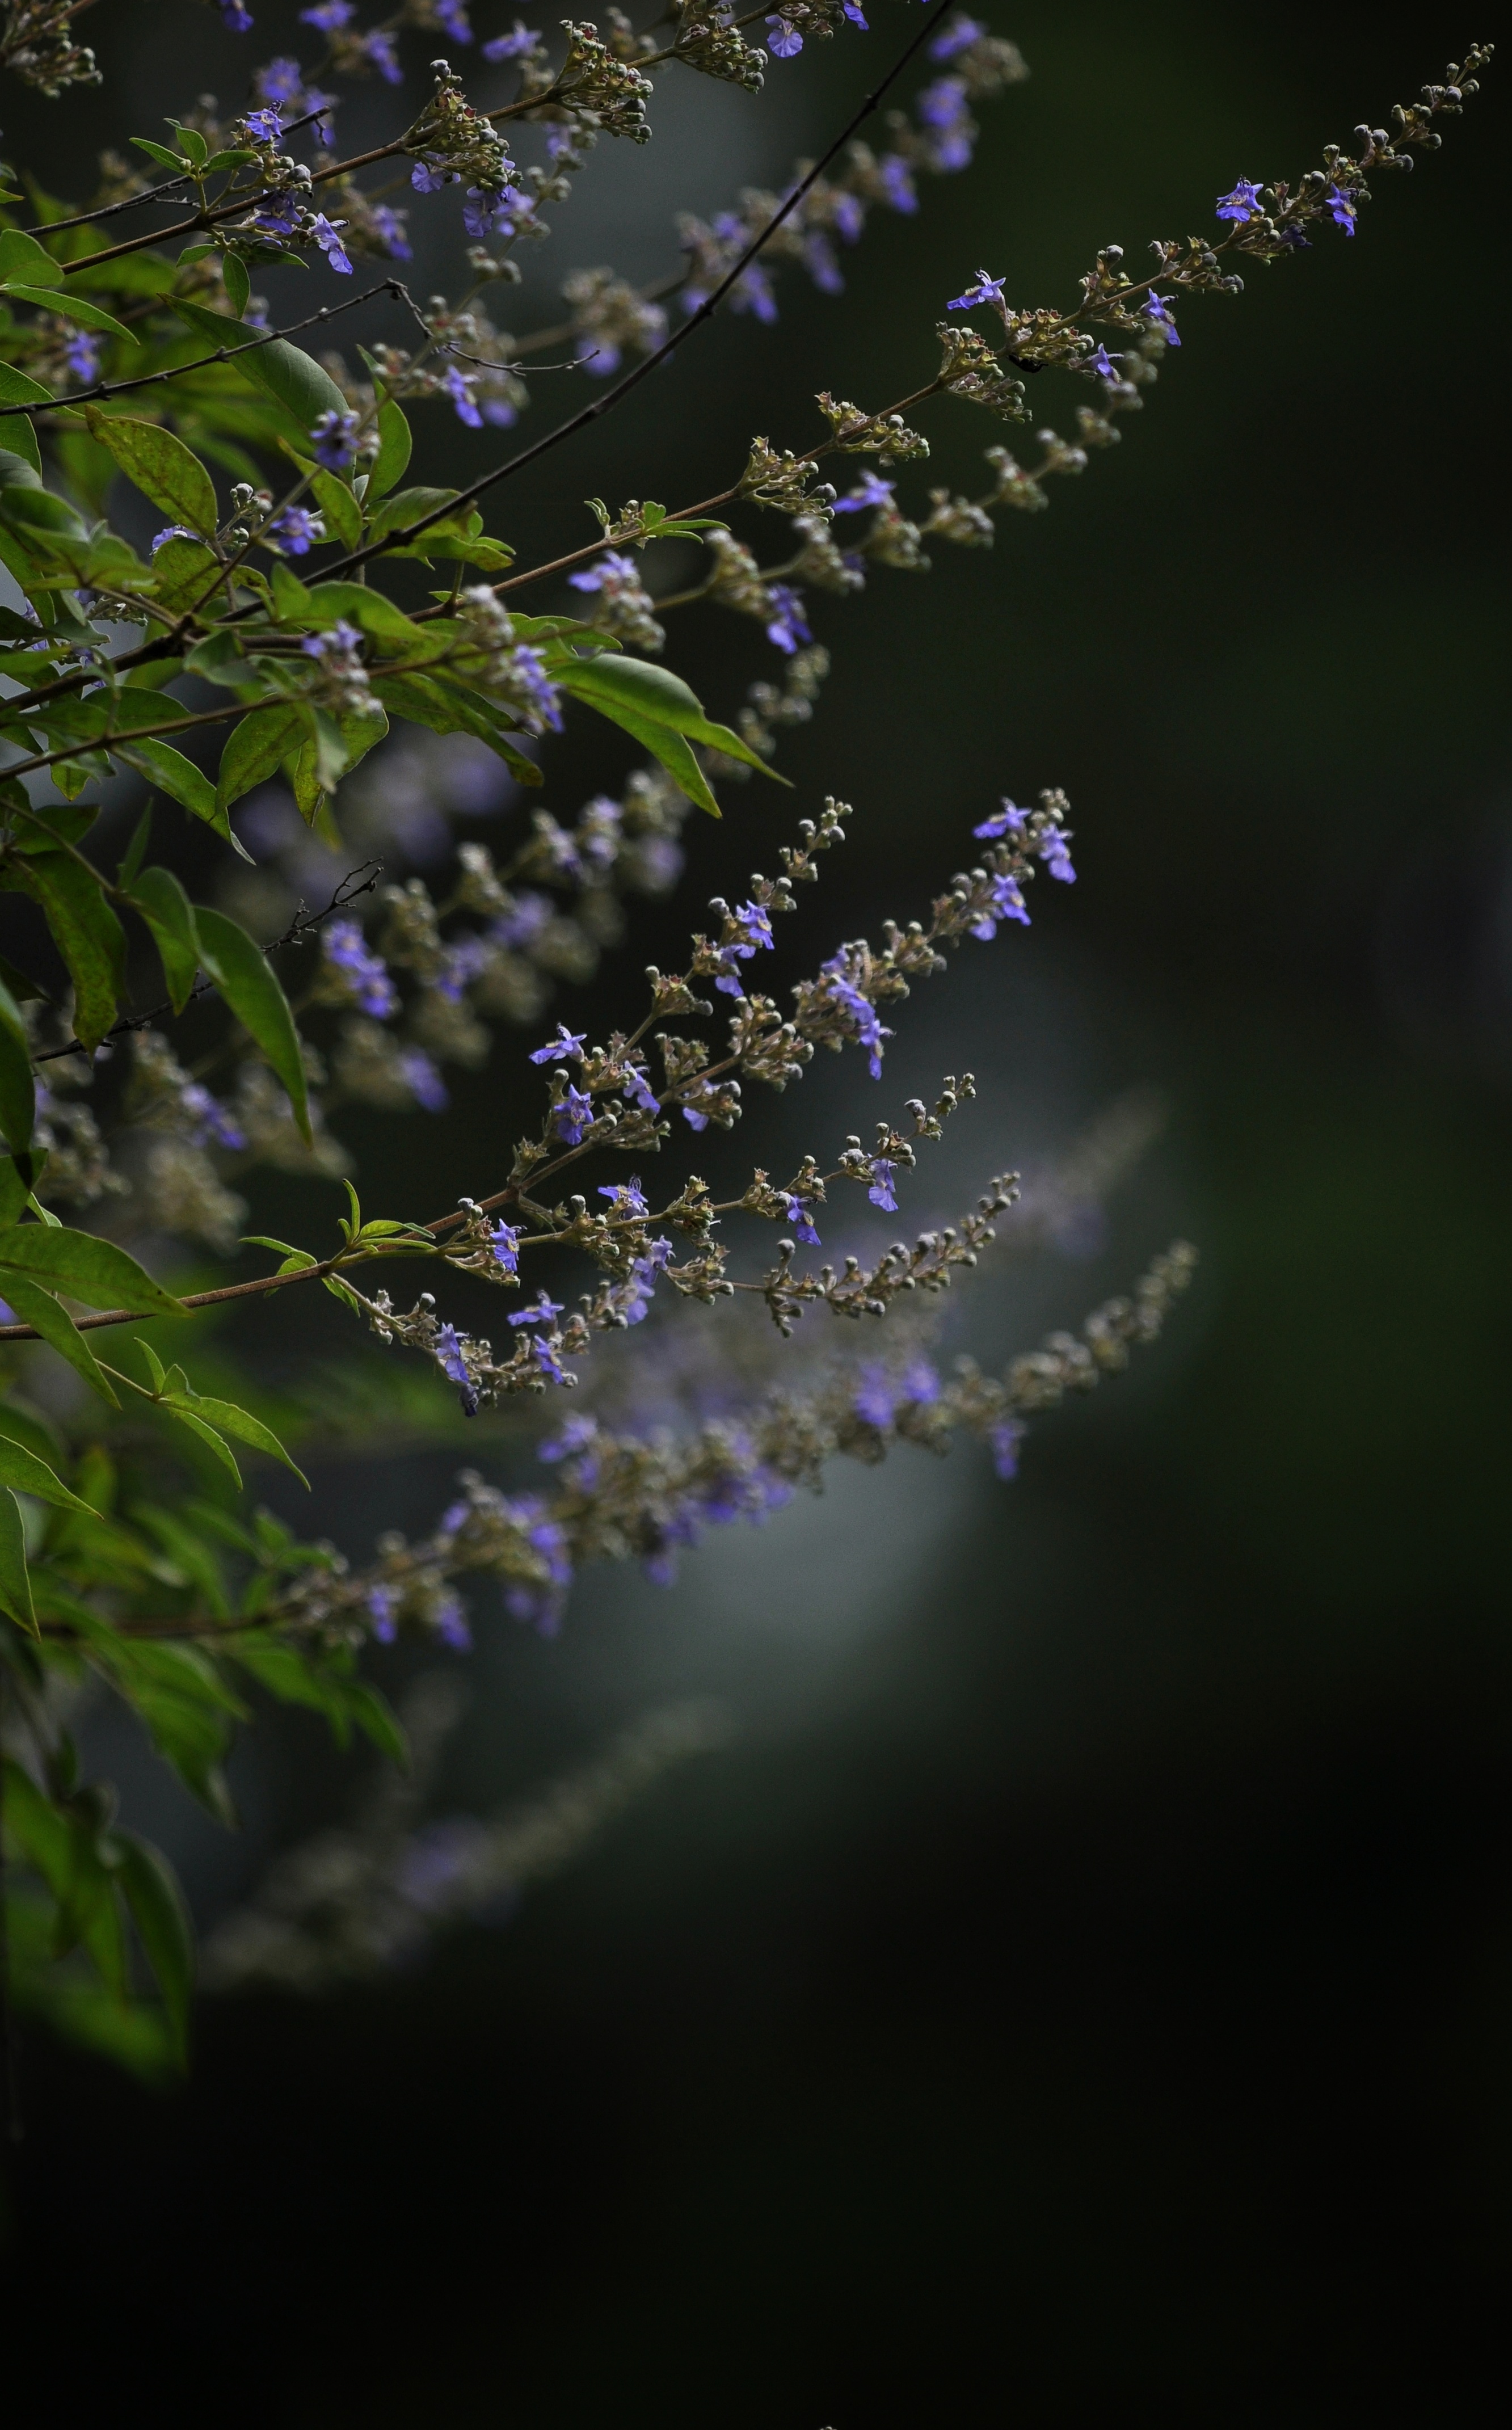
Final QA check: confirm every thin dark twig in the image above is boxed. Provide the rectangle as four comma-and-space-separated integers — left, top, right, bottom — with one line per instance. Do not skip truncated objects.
314, 0, 955, 581
22, 104, 337, 237
29, 861, 384, 1067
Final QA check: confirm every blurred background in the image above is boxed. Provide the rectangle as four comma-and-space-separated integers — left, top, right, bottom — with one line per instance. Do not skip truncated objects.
6, 2, 1510, 2420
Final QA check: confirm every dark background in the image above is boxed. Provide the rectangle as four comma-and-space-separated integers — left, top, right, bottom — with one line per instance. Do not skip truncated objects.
5, 2, 1511, 2420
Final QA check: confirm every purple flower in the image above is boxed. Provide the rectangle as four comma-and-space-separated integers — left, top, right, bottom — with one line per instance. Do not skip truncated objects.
853, 1366, 894, 1428
179, 1082, 246, 1151
255, 57, 305, 106
540, 1413, 597, 1464
150, 524, 198, 554
567, 549, 638, 593
462, 184, 517, 240
867, 1157, 898, 1212
832, 191, 865, 243
368, 204, 411, 259
310, 213, 352, 275
311, 408, 359, 470
434, 1323, 470, 1384
298, 2, 351, 26
599, 1178, 649, 1215
900, 1357, 940, 1405
947, 266, 1006, 311
251, 188, 302, 237
1086, 343, 1121, 380
988, 1418, 1025, 1480
366, 1582, 397, 1643
435, 1592, 471, 1649
323, 917, 398, 1018
488, 1220, 520, 1273
433, 0, 473, 38
433, 935, 492, 1002
64, 330, 100, 382
300, 618, 363, 659
1141, 289, 1181, 346
1277, 225, 1311, 251
621, 1064, 660, 1117
1039, 828, 1076, 883
411, 162, 451, 193
506, 644, 562, 734
399, 1048, 448, 1112
930, 13, 983, 58
489, 892, 550, 951
879, 154, 917, 213
244, 103, 283, 144
1215, 176, 1263, 223
918, 77, 973, 165
268, 506, 325, 556
441, 363, 482, 426
970, 871, 1030, 939
484, 23, 538, 62
764, 583, 811, 654
532, 1335, 568, 1384
765, 14, 803, 56
529, 1024, 587, 1066
1324, 183, 1358, 234
220, 0, 255, 28
508, 1292, 565, 1329
553, 1085, 593, 1145
974, 797, 1027, 840
733, 900, 774, 954
832, 470, 894, 515
782, 1194, 820, 1246
730, 262, 778, 324
823, 963, 892, 1077
841, 0, 869, 22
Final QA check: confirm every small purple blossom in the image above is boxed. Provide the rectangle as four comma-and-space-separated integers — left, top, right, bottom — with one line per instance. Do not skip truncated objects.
488, 1220, 520, 1273
879, 154, 917, 213
764, 583, 811, 654
64, 330, 100, 382
970, 871, 1030, 939
1039, 828, 1076, 883
483, 22, 538, 62
268, 506, 325, 556
368, 204, 411, 259
251, 187, 302, 237
567, 549, 638, 593
433, 0, 473, 38
539, 1413, 597, 1464
599, 1178, 649, 1216
853, 1366, 894, 1429
1142, 289, 1181, 346
298, 2, 351, 26
411, 162, 452, 193
1086, 343, 1121, 380
310, 213, 352, 275
1325, 183, 1358, 234
974, 797, 1027, 840
255, 57, 305, 106
841, 0, 869, 22
366, 1582, 397, 1643
532, 1336, 568, 1384
529, 1024, 587, 1066
219, 0, 255, 28
621, 1064, 660, 1117
867, 1157, 898, 1212
947, 266, 1006, 311
300, 618, 363, 660
508, 1292, 565, 1330
930, 12, 983, 58
782, 1195, 821, 1246
435, 1593, 471, 1650
399, 1049, 448, 1113
988, 1418, 1025, 1480
243, 103, 283, 144
150, 525, 198, 554
462, 184, 517, 241
322, 918, 397, 1018
311, 408, 359, 470
506, 643, 562, 734
553, 1085, 593, 1145
179, 1083, 246, 1151
832, 470, 895, 515
434, 1323, 470, 1384
900, 1357, 940, 1405
832, 191, 865, 242
1215, 176, 1263, 223
1277, 224, 1312, 251
765, 14, 803, 56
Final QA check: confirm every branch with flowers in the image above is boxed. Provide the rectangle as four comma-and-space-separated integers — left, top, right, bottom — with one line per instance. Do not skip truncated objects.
0, 1, 1490, 2095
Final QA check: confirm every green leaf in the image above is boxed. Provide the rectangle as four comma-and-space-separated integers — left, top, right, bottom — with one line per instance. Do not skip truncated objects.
269, 559, 311, 622
566, 692, 723, 818
129, 137, 188, 172
0, 1273, 120, 1408
0, 1486, 36, 1634
170, 298, 349, 435
560, 656, 784, 780
213, 700, 306, 811
221, 253, 251, 321
1, 285, 138, 343
0, 360, 48, 475
110, 1831, 193, 2066
193, 905, 311, 1145
369, 671, 542, 784
162, 1392, 308, 1487
301, 580, 427, 651
0, 1222, 186, 1318
366, 485, 458, 543
0, 853, 125, 1050
114, 736, 249, 856
159, 1402, 242, 1485
146, 533, 221, 617
0, 1391, 66, 1465
82, 408, 218, 538
127, 863, 201, 1013
0, 970, 33, 1151
0, 229, 62, 285
310, 466, 361, 550
0, 1430, 102, 1516
368, 398, 412, 500
116, 803, 151, 891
